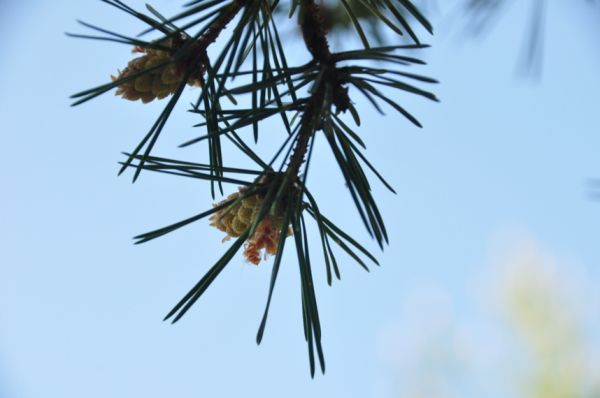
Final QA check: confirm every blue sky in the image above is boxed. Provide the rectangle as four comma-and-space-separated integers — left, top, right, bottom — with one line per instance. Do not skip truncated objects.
1, 1, 599, 397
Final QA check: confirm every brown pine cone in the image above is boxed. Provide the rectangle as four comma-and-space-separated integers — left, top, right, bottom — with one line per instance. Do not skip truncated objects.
209, 188, 291, 265
112, 37, 205, 103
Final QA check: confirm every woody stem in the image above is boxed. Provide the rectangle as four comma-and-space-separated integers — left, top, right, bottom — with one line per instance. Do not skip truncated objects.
285, 0, 349, 181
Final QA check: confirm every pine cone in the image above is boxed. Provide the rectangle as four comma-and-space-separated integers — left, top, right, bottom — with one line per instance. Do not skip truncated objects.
112, 37, 204, 103
209, 188, 291, 265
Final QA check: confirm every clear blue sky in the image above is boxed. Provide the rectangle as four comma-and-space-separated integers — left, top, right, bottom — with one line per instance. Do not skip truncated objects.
1, 1, 599, 397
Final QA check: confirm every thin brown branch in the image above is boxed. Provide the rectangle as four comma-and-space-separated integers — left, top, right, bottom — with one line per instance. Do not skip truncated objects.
300, 0, 334, 65
176, 0, 248, 69
197, 0, 249, 48
284, 0, 350, 182
286, 82, 327, 181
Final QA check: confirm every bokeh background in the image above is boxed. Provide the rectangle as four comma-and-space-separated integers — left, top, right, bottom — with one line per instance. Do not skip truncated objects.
1, 1, 599, 397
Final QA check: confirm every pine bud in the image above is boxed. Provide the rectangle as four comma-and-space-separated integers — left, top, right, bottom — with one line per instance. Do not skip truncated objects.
112, 36, 205, 103
209, 188, 291, 265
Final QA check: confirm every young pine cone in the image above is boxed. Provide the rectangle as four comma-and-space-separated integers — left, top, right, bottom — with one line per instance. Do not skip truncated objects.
112, 37, 204, 103
209, 189, 291, 266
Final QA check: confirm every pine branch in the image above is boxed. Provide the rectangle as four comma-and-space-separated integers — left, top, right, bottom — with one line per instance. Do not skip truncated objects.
69, 0, 436, 376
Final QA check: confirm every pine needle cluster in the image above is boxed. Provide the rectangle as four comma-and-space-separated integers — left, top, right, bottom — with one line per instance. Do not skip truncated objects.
69, 0, 437, 375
